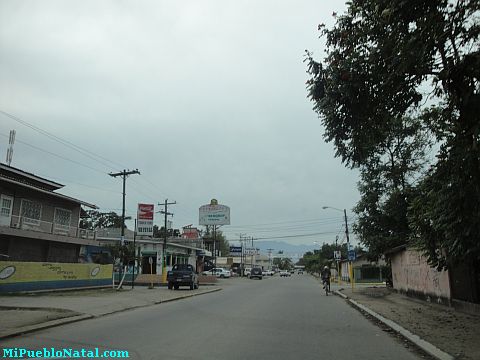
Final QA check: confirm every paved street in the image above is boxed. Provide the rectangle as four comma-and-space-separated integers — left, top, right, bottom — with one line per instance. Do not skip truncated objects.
1, 275, 422, 360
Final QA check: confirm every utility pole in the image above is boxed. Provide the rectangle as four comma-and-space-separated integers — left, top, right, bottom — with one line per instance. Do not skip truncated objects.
109, 169, 140, 289
267, 248, 274, 270
5, 130, 15, 166
250, 236, 254, 268
159, 199, 176, 284
109, 169, 140, 242
343, 208, 354, 290
237, 233, 246, 276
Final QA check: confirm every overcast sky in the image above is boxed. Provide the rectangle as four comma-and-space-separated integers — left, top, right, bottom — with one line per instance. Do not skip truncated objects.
0, 0, 360, 248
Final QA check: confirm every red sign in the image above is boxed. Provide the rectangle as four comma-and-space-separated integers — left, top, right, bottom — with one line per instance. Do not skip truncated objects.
137, 204, 154, 220
182, 227, 200, 239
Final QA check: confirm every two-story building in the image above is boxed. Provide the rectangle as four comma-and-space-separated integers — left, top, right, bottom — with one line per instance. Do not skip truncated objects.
0, 164, 112, 292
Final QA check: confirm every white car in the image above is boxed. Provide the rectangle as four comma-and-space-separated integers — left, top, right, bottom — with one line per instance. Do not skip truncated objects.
262, 269, 274, 276
202, 268, 231, 278
279, 270, 291, 277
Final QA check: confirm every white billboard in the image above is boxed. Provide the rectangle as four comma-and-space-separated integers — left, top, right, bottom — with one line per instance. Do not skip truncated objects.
244, 248, 259, 256
199, 202, 230, 225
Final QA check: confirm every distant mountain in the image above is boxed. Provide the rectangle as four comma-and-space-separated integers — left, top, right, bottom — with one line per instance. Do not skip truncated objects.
254, 241, 318, 260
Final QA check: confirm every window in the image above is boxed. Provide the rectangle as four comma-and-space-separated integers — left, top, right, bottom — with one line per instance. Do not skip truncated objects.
54, 208, 72, 227
1, 197, 13, 217
20, 199, 42, 225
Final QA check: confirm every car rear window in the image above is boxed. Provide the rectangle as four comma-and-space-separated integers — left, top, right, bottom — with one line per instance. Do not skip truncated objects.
173, 264, 193, 271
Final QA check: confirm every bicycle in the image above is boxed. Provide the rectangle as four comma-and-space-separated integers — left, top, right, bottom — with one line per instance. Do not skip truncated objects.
322, 278, 330, 296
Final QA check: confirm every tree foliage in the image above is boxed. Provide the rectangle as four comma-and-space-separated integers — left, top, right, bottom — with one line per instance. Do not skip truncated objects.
273, 257, 293, 270
353, 117, 430, 259
105, 241, 137, 266
79, 210, 127, 230
306, 0, 480, 269
203, 226, 230, 256
298, 243, 351, 273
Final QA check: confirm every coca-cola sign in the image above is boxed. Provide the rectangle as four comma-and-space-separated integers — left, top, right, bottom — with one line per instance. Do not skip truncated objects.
137, 204, 154, 236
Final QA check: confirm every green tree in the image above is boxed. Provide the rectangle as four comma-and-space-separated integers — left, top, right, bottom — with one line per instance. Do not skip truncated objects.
306, 0, 480, 269
203, 226, 230, 256
153, 225, 181, 238
298, 243, 350, 273
79, 210, 127, 230
273, 257, 293, 270
354, 117, 430, 260
105, 241, 137, 267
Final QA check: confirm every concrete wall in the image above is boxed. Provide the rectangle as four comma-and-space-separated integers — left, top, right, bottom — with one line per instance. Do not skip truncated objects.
391, 248, 451, 304
0, 261, 112, 293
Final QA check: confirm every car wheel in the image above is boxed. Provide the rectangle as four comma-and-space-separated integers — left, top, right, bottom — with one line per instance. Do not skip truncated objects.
195, 282, 199, 289
174, 284, 179, 290
167, 282, 173, 290
190, 282, 194, 290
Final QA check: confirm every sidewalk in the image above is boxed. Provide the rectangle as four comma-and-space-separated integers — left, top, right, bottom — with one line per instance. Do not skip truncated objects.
331, 283, 480, 360
0, 285, 221, 339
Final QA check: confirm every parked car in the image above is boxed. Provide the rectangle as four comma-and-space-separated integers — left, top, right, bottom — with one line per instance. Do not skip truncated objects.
279, 270, 291, 277
262, 269, 274, 276
167, 264, 199, 290
250, 267, 263, 280
202, 268, 231, 278
244, 268, 252, 276
298, 269, 304, 274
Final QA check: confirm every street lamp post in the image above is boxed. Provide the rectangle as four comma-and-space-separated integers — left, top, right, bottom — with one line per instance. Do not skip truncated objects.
322, 206, 354, 291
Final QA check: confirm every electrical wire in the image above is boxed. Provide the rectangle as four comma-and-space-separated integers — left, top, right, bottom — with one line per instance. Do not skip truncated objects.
0, 132, 108, 175
0, 110, 128, 171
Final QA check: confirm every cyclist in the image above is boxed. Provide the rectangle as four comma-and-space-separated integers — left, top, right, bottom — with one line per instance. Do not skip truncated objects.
321, 265, 331, 292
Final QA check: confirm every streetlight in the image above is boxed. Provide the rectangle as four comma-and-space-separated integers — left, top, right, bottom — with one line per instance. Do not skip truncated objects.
322, 206, 353, 290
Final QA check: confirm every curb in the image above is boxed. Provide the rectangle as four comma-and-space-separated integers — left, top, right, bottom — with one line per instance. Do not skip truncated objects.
333, 290, 454, 360
0, 288, 221, 340
0, 314, 93, 340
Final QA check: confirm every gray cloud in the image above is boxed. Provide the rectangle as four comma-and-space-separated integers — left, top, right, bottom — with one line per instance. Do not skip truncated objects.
0, 0, 358, 246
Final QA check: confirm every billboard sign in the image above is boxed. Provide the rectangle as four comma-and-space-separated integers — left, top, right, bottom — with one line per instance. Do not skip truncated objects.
182, 227, 200, 240
348, 250, 356, 261
137, 203, 154, 236
199, 200, 230, 225
244, 248, 259, 256
229, 246, 242, 256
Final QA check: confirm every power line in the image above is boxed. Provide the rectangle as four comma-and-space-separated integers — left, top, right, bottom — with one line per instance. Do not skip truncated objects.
0, 132, 108, 174
0, 110, 127, 171
227, 216, 345, 228
252, 231, 339, 240
0, 116, 188, 217
109, 169, 141, 240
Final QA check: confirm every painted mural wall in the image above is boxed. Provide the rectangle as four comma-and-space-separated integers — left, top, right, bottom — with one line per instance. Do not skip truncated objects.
0, 261, 112, 293
391, 249, 451, 303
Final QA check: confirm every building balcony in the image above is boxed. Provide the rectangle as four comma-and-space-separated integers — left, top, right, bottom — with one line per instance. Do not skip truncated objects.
0, 215, 97, 246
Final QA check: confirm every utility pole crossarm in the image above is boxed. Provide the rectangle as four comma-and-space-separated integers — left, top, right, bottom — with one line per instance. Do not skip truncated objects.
108, 169, 141, 239
159, 199, 176, 284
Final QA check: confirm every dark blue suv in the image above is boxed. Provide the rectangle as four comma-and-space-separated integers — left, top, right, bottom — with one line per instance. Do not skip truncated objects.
250, 267, 263, 280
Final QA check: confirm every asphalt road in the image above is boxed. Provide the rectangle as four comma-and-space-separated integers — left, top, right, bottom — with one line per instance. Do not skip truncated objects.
1, 275, 422, 360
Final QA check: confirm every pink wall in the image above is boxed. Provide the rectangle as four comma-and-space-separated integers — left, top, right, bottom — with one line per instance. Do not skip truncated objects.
391, 249, 451, 302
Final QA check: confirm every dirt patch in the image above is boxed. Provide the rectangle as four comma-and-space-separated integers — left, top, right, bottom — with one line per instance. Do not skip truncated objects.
342, 287, 480, 360
0, 308, 78, 332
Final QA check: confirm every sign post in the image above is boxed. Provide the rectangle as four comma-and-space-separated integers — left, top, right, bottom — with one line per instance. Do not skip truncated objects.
148, 256, 153, 289
348, 249, 356, 291
137, 204, 154, 237
199, 199, 230, 273
334, 251, 342, 285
